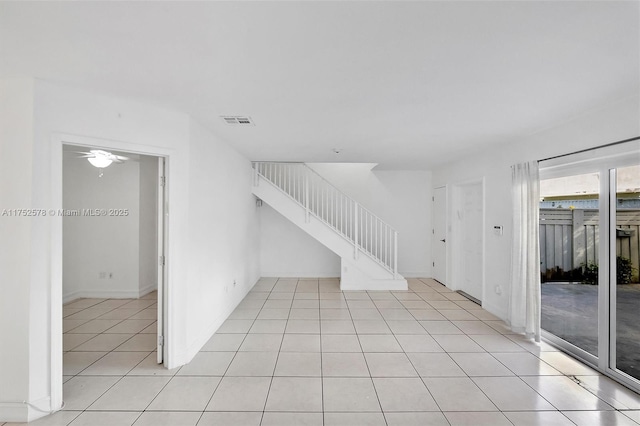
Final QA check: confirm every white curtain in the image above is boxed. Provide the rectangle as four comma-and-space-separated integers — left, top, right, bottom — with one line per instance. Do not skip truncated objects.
509, 161, 541, 342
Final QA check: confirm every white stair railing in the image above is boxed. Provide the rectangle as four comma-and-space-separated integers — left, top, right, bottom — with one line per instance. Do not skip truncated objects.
253, 162, 398, 277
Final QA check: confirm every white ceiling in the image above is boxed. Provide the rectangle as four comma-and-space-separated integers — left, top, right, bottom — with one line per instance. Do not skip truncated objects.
1, 1, 638, 169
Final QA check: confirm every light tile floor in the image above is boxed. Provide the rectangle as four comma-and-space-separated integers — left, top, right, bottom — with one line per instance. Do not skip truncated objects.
5, 278, 640, 425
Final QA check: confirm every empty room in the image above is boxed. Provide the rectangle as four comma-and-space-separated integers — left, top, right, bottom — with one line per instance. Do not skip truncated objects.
1, 1, 639, 425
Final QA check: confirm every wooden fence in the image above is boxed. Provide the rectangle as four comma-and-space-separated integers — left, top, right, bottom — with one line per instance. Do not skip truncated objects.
540, 208, 640, 282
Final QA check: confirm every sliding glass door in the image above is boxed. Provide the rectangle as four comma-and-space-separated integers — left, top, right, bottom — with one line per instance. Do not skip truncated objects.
540, 171, 601, 359
539, 141, 640, 392
612, 164, 640, 383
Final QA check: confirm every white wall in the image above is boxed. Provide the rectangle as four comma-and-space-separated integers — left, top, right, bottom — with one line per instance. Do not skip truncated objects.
0, 78, 34, 421
258, 163, 432, 278
259, 204, 341, 277
138, 155, 158, 296
30, 79, 191, 421
368, 170, 432, 277
62, 150, 158, 302
184, 118, 261, 356
62, 149, 142, 301
432, 96, 640, 320
0, 78, 261, 422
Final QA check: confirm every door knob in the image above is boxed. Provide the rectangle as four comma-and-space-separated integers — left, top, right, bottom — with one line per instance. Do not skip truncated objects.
440, 239, 446, 243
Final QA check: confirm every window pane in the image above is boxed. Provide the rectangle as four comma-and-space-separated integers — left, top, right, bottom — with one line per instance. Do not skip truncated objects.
540, 172, 599, 356
615, 164, 640, 380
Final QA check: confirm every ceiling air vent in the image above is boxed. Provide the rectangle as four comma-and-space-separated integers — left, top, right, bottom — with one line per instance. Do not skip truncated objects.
221, 116, 254, 126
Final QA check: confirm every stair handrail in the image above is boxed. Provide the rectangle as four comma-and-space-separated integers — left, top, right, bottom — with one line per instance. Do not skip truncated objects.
253, 162, 398, 235
252, 161, 398, 277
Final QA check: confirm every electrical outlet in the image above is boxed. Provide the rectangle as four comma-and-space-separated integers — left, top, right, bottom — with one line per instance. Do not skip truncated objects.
495, 285, 503, 295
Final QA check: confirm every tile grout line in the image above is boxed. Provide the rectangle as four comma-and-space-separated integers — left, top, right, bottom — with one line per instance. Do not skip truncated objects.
412, 280, 599, 423
57, 279, 640, 425
258, 277, 289, 424
409, 285, 523, 418
62, 293, 166, 425
318, 278, 325, 426
380, 287, 445, 421
356, 289, 394, 426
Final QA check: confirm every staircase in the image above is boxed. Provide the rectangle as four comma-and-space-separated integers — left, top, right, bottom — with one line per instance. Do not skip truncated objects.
252, 162, 407, 291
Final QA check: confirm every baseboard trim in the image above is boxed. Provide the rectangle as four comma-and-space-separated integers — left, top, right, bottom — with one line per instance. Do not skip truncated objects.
0, 396, 53, 423
63, 291, 80, 304
480, 301, 507, 322
400, 272, 432, 278
138, 284, 157, 298
63, 286, 157, 304
184, 277, 261, 365
340, 278, 408, 291
0, 402, 28, 423
259, 272, 341, 278
186, 313, 227, 364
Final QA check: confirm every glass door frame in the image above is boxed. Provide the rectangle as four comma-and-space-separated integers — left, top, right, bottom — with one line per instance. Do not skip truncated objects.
539, 162, 604, 371
539, 139, 640, 393
607, 165, 640, 392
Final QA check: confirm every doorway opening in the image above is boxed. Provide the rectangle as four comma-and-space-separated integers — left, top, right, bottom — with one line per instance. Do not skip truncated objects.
58, 141, 167, 402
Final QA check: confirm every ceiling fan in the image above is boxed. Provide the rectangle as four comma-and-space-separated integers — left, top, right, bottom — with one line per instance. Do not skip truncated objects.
76, 149, 129, 177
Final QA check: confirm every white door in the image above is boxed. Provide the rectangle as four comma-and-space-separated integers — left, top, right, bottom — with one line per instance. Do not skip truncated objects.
432, 187, 447, 284
455, 182, 484, 301
157, 157, 166, 363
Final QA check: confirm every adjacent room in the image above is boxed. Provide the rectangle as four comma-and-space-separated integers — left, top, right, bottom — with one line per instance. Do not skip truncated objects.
62, 144, 165, 368
0, 1, 639, 425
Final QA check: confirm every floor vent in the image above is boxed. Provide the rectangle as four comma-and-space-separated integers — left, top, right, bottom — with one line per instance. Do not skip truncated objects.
456, 290, 481, 305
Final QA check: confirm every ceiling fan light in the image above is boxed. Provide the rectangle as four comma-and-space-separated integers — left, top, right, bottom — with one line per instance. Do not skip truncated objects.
88, 156, 113, 168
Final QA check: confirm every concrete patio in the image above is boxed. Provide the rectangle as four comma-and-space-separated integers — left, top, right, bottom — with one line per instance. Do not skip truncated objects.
542, 283, 640, 381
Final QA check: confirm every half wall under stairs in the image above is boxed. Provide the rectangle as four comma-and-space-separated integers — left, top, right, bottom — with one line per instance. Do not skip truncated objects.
252, 162, 407, 291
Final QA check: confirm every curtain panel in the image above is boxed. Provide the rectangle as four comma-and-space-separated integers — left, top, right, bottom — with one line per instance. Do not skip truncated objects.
509, 161, 541, 342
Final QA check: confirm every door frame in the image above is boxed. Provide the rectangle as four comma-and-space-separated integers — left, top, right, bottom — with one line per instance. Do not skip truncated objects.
450, 178, 486, 303
607, 165, 640, 393
539, 163, 604, 371
50, 133, 171, 409
539, 141, 640, 393
431, 185, 448, 285
156, 157, 167, 364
